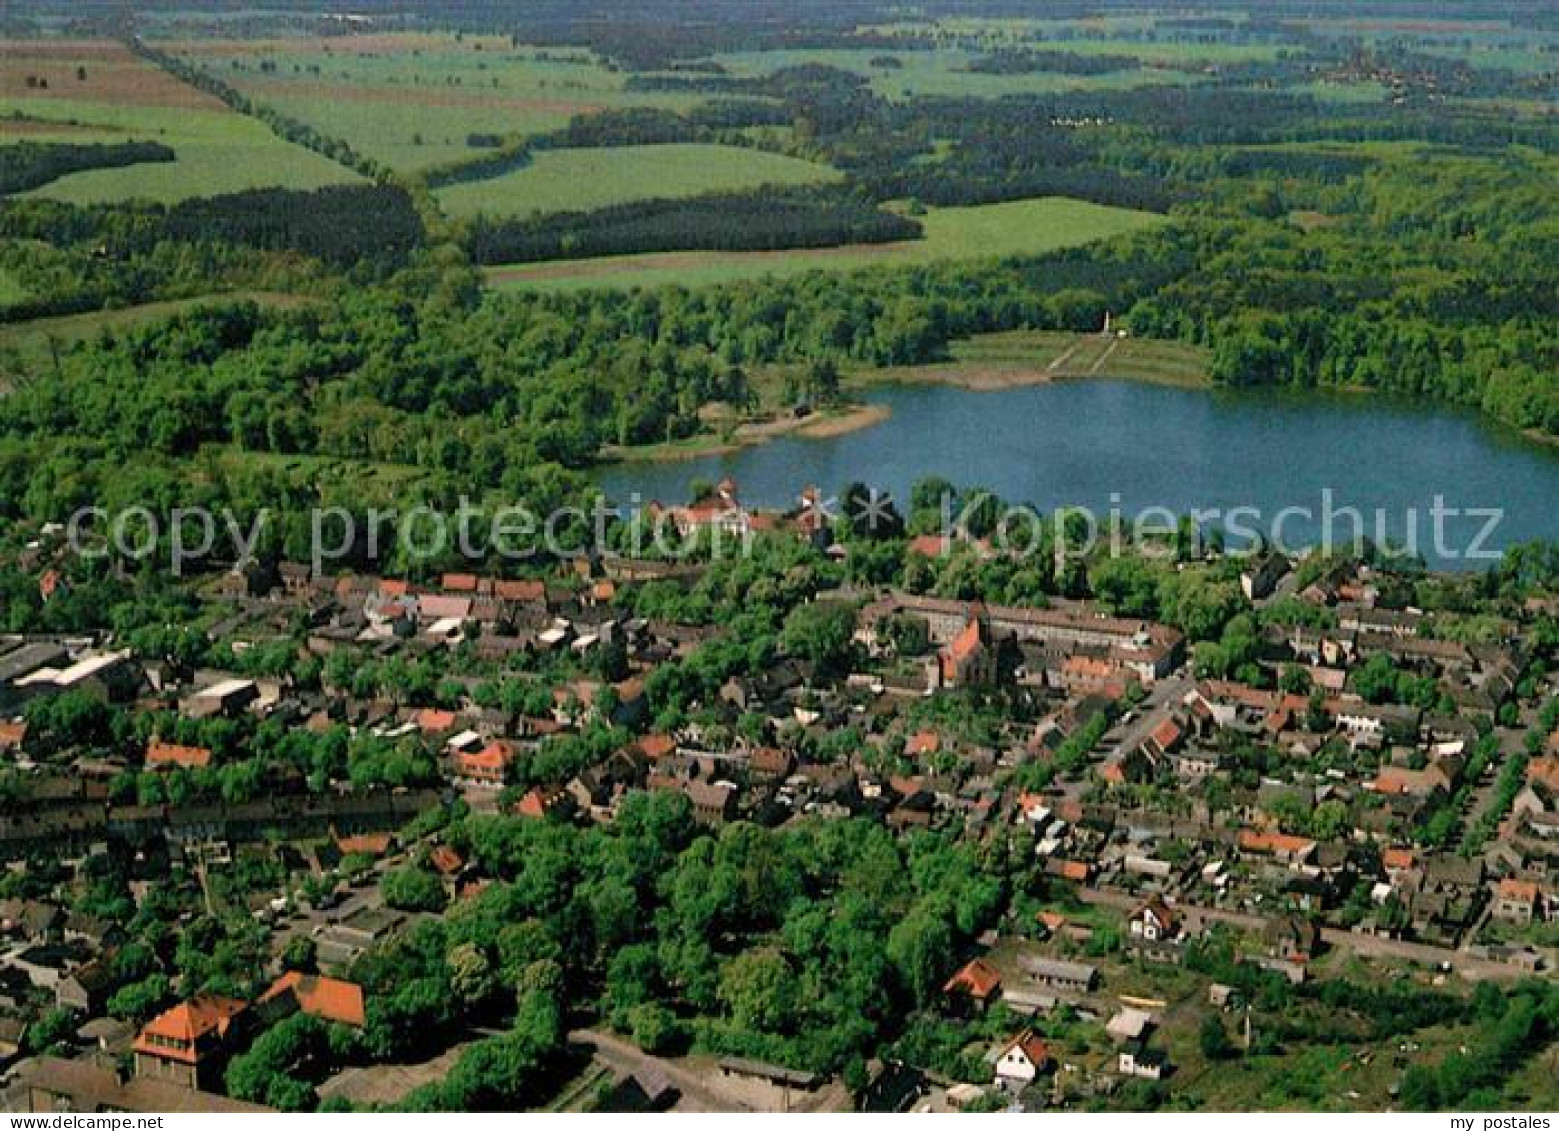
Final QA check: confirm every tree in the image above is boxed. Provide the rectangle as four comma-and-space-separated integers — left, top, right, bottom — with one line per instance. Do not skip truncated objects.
886, 904, 953, 1007
718, 948, 800, 1034
780, 600, 857, 678
1199, 1014, 1234, 1060
629, 1002, 684, 1054
382, 866, 448, 912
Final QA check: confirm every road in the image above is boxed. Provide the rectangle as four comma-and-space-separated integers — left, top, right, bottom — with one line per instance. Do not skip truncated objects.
1074, 888, 1537, 981
1098, 672, 1193, 759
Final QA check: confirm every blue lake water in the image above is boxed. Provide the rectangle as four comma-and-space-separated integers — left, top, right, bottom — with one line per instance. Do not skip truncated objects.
596, 379, 1559, 569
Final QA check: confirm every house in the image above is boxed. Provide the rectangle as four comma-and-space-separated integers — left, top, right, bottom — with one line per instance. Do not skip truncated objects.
1240, 553, 1289, 601
683, 779, 737, 824
993, 1030, 1050, 1092
942, 957, 1002, 1015
513, 787, 576, 822
257, 971, 366, 1028
1118, 1046, 1169, 1080
1106, 1007, 1154, 1046
1239, 830, 1317, 866
1492, 879, 1540, 927
184, 678, 259, 719
132, 996, 249, 1090
1264, 914, 1320, 963
453, 740, 517, 788
55, 957, 115, 1014
1128, 896, 1181, 943
145, 741, 213, 771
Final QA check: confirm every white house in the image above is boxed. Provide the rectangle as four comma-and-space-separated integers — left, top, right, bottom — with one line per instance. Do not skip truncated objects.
993, 1030, 1050, 1092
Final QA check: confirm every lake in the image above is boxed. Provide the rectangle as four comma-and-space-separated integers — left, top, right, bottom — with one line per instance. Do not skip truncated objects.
595, 379, 1559, 569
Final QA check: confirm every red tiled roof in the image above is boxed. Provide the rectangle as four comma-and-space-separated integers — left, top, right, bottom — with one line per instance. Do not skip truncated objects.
1054, 860, 1091, 882
458, 740, 517, 775
1382, 847, 1415, 871
413, 708, 457, 734
1148, 718, 1182, 752
0, 721, 28, 749
1496, 878, 1539, 904
943, 957, 1002, 1000
146, 741, 212, 770
1001, 1029, 1049, 1068
259, 971, 365, 1028
441, 573, 480, 593
378, 579, 411, 598
494, 579, 546, 603
1527, 755, 1559, 792
335, 832, 391, 857
428, 845, 464, 876
1239, 830, 1317, 858
906, 731, 941, 758
514, 787, 565, 820
133, 997, 246, 1064
638, 734, 676, 760
907, 534, 950, 558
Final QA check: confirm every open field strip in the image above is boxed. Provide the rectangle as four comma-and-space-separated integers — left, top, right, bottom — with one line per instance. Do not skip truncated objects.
486, 196, 1166, 291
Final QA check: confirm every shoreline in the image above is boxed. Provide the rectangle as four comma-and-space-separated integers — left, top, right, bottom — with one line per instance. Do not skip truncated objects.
598, 401, 891, 464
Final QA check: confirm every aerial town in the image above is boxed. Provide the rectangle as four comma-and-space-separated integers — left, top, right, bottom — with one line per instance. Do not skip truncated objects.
0, 478, 1553, 1113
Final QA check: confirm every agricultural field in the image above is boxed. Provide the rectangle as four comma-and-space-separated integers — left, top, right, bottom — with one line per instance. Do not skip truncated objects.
487, 195, 1165, 291
434, 142, 842, 220
163, 32, 715, 172
0, 38, 359, 203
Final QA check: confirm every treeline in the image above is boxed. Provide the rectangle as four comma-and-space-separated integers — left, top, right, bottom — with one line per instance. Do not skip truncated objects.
163, 185, 425, 267
0, 140, 175, 196
0, 182, 423, 320
464, 186, 918, 264
966, 48, 1140, 75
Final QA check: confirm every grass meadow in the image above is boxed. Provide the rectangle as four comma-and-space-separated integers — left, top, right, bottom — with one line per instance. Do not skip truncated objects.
434, 143, 842, 219
487, 195, 1167, 291
1, 39, 359, 203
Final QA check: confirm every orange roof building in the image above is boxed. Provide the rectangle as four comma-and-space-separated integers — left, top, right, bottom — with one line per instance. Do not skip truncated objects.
145, 741, 212, 771
943, 958, 1003, 1004
133, 996, 247, 1088
258, 972, 365, 1029
454, 740, 518, 788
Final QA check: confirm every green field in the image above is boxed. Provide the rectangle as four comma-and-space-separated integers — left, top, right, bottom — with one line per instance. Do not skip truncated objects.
488, 195, 1166, 291
3, 100, 360, 204
435, 142, 842, 220
169, 33, 715, 172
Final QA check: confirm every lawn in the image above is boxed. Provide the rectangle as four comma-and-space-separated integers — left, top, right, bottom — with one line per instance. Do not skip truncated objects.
487, 195, 1166, 291
434, 143, 843, 220
1, 39, 359, 203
